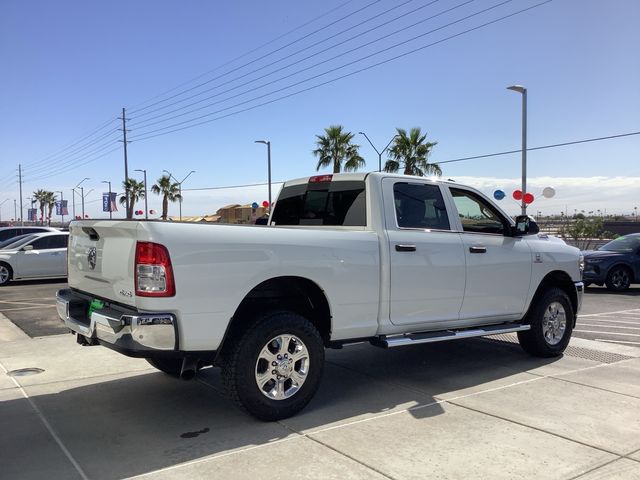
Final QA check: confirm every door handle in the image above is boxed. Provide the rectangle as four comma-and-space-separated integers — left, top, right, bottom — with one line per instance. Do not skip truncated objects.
469, 246, 487, 254
395, 244, 417, 252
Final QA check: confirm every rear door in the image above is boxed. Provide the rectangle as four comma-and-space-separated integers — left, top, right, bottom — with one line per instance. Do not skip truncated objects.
448, 187, 532, 320
384, 178, 466, 326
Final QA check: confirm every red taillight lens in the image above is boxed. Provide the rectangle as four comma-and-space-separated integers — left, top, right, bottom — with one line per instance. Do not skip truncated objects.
135, 242, 175, 297
309, 174, 333, 183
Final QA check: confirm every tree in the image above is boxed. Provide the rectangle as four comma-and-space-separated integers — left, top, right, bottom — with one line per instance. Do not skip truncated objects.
120, 178, 146, 219
384, 127, 441, 177
313, 125, 365, 173
151, 175, 181, 220
32, 189, 47, 225
559, 218, 614, 250
44, 191, 57, 225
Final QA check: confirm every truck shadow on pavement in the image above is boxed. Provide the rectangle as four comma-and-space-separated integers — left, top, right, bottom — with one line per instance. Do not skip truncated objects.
5, 338, 559, 479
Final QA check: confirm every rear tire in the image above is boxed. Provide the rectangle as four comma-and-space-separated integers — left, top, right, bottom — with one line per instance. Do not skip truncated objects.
0, 262, 12, 286
518, 288, 573, 357
222, 311, 325, 421
605, 266, 632, 292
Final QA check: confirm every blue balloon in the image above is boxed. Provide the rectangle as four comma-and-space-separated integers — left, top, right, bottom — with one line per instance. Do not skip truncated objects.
493, 189, 505, 200
251, 202, 259, 209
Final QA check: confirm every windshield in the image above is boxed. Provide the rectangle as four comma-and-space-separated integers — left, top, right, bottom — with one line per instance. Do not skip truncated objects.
0, 234, 37, 250
599, 235, 640, 253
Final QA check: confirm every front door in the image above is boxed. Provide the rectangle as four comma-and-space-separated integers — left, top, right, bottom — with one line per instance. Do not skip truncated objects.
449, 187, 532, 320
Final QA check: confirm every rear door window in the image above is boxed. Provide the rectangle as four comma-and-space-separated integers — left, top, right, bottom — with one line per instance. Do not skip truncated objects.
393, 183, 450, 230
272, 180, 366, 226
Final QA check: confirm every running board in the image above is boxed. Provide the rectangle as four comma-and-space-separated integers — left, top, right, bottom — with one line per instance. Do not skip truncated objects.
373, 324, 530, 348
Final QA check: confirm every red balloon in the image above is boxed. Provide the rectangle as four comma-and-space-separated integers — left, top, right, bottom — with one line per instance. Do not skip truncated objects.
512, 190, 522, 200
84, 214, 89, 219
149, 209, 156, 214
262, 201, 269, 208
523, 193, 535, 204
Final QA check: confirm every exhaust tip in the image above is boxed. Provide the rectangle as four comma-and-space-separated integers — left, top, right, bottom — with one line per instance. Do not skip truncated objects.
179, 357, 198, 380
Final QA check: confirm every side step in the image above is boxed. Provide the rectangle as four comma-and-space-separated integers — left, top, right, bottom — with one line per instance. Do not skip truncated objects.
373, 324, 530, 348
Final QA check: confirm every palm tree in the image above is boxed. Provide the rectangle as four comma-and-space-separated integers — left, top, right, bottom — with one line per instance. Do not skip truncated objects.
44, 191, 57, 225
313, 125, 365, 173
120, 178, 146, 219
151, 175, 181, 220
384, 127, 441, 177
33, 189, 47, 225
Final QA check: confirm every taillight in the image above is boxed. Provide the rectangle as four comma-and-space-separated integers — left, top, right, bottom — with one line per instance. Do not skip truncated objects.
309, 174, 333, 183
135, 242, 175, 297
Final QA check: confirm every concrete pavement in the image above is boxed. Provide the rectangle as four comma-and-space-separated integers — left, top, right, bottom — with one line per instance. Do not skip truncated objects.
2, 315, 640, 479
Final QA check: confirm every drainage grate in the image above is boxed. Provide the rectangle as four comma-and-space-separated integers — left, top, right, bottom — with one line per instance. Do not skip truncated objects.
7, 368, 44, 377
482, 334, 635, 364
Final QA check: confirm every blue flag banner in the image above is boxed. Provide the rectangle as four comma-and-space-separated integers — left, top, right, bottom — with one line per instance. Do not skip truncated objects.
103, 192, 118, 212
28, 208, 37, 221
55, 200, 68, 216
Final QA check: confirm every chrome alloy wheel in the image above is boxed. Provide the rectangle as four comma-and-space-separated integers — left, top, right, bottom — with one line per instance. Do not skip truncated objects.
255, 334, 309, 400
0, 265, 10, 285
542, 301, 567, 346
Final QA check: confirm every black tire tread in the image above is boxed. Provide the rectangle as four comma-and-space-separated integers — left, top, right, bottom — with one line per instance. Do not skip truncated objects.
518, 287, 573, 358
222, 310, 324, 421
605, 265, 632, 292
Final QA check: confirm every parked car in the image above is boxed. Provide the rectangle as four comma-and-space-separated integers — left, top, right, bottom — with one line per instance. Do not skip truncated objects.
57, 173, 582, 420
0, 231, 69, 286
582, 233, 640, 291
0, 233, 37, 249
0, 226, 59, 242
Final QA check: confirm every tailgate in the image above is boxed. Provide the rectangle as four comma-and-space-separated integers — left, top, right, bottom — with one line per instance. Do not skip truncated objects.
67, 220, 141, 307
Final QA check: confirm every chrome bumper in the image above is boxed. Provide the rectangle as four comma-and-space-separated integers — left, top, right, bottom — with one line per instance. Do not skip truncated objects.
575, 281, 584, 314
56, 288, 177, 352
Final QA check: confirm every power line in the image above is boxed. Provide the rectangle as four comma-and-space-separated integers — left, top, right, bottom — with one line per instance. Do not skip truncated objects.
24, 130, 120, 176
129, 0, 385, 115
126, 0, 359, 112
130, 0, 547, 142
437, 131, 640, 164
25, 144, 121, 183
22, 117, 118, 169
130, 0, 423, 123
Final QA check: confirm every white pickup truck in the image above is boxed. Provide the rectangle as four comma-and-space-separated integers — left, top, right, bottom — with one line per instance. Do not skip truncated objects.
57, 172, 584, 420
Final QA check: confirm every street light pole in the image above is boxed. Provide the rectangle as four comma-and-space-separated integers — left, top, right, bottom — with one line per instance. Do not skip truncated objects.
56, 191, 65, 226
163, 170, 195, 221
101, 181, 112, 219
254, 140, 272, 209
134, 170, 148, 219
0, 199, 7, 222
358, 132, 398, 172
75, 177, 90, 220
507, 85, 528, 215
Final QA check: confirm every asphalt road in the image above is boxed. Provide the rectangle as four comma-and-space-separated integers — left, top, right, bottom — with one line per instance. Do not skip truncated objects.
1, 279, 638, 346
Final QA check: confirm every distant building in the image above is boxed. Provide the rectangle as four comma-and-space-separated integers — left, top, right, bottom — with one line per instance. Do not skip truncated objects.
169, 204, 268, 224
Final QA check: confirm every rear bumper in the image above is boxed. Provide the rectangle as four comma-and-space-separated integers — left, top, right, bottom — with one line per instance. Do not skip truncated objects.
56, 288, 178, 356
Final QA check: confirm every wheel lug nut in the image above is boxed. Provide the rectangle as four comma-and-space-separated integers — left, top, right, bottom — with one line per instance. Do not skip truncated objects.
277, 355, 282, 360
272, 370, 276, 374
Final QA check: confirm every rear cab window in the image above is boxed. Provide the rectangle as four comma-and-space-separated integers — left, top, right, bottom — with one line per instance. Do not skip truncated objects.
271, 175, 366, 226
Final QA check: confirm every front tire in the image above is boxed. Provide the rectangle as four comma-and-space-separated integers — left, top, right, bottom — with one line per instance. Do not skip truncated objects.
605, 266, 632, 292
0, 263, 12, 286
222, 311, 325, 421
518, 288, 573, 357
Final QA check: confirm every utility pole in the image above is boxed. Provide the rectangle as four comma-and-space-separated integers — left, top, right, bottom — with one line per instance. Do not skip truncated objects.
119, 108, 130, 218
134, 170, 148, 219
18, 164, 24, 225
72, 189, 76, 219
14, 199, 17, 223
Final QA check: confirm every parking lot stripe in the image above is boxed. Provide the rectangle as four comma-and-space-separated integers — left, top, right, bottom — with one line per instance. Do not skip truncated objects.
596, 339, 640, 346
574, 330, 640, 337
577, 318, 640, 326
578, 324, 640, 330
0, 360, 89, 480
580, 309, 640, 317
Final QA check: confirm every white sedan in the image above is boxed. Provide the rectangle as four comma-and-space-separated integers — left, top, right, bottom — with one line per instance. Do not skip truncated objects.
0, 231, 69, 285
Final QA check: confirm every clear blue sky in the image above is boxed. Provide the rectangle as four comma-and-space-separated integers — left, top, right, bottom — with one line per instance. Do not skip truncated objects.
1, 0, 638, 219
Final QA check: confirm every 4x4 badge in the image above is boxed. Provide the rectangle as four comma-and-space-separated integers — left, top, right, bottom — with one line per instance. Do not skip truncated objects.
88, 247, 97, 270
